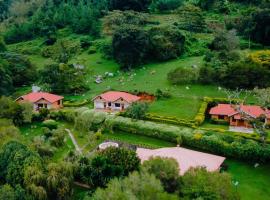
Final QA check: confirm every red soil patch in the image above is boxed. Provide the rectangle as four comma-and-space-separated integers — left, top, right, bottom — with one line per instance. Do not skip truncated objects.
137, 92, 155, 102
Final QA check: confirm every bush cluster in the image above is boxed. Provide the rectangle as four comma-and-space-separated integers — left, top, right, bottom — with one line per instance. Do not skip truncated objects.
149, 0, 184, 12
112, 24, 185, 69
42, 119, 58, 130
74, 108, 107, 132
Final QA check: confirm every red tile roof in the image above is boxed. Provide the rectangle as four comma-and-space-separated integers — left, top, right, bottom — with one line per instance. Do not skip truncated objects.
18, 92, 64, 103
209, 104, 268, 118
94, 91, 140, 103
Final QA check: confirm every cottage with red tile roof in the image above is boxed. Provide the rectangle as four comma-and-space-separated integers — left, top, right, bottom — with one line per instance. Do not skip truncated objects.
209, 104, 270, 127
93, 91, 140, 111
16, 92, 64, 111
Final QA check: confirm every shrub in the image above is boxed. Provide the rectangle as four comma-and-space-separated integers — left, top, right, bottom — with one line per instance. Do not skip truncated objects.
98, 147, 140, 176
176, 136, 182, 146
74, 109, 107, 132
248, 50, 270, 67
59, 109, 76, 122
103, 11, 148, 35
42, 127, 52, 138
155, 89, 172, 99
149, 0, 184, 12
41, 39, 81, 62
42, 120, 58, 130
142, 157, 180, 193
39, 108, 50, 121
80, 37, 92, 49
49, 111, 60, 120
88, 46, 97, 54
50, 128, 65, 147
125, 102, 149, 120
94, 131, 102, 140
167, 67, 199, 85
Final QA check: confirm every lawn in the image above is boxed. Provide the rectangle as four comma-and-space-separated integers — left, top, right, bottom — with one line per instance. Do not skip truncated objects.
201, 120, 229, 130
104, 131, 175, 148
20, 121, 46, 142
225, 159, 270, 200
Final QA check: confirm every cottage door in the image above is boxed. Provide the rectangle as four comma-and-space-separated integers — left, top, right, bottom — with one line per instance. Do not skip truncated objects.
238, 120, 245, 127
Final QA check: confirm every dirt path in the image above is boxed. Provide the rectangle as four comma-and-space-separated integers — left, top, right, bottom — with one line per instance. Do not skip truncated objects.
65, 128, 82, 155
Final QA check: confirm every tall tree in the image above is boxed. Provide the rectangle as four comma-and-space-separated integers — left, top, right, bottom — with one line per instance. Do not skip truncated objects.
142, 157, 180, 193
46, 162, 73, 200
0, 58, 13, 95
90, 171, 178, 200
112, 25, 149, 70
180, 167, 239, 200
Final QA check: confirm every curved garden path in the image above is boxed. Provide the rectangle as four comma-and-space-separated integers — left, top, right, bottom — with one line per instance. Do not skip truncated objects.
65, 128, 82, 155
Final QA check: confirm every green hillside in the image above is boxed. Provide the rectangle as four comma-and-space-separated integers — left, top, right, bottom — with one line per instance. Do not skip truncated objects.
0, 0, 270, 200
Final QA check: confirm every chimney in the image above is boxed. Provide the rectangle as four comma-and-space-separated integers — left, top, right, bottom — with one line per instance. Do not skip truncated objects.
32, 85, 41, 93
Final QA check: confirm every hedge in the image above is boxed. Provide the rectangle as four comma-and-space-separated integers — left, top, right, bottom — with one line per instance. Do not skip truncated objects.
144, 113, 196, 128
104, 115, 270, 162
63, 99, 90, 107
200, 127, 270, 144
194, 99, 208, 125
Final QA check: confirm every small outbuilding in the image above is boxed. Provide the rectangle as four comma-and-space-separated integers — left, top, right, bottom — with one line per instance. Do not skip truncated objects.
93, 91, 140, 111
136, 147, 225, 175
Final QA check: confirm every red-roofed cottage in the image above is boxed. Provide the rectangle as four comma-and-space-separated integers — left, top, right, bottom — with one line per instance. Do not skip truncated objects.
93, 91, 140, 111
16, 92, 64, 111
209, 104, 270, 127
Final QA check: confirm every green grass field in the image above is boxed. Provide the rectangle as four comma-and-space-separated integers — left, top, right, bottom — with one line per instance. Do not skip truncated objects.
225, 159, 270, 200
10, 35, 258, 120
104, 131, 175, 148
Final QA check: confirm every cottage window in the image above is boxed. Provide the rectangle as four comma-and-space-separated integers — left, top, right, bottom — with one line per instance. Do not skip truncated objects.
108, 102, 112, 106
218, 115, 225, 120
57, 100, 61, 105
115, 103, 120, 107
